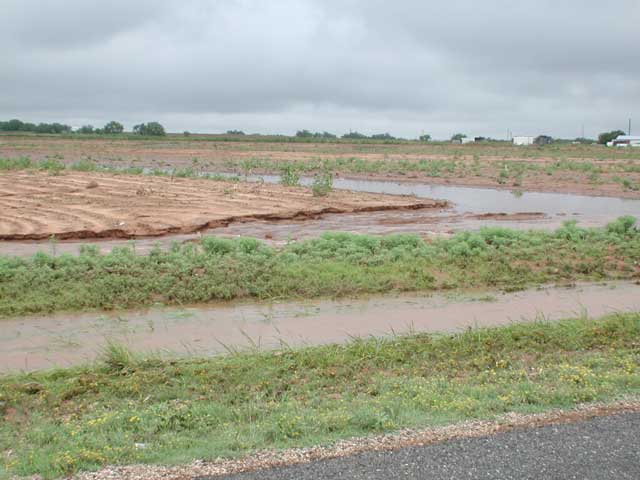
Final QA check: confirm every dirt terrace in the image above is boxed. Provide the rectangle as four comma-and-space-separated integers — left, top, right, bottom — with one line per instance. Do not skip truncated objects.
0, 171, 445, 240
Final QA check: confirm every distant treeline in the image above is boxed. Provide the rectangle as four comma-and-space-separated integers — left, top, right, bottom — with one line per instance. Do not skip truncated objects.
296, 130, 407, 141
0, 119, 72, 134
1, 118, 610, 145
0, 119, 166, 136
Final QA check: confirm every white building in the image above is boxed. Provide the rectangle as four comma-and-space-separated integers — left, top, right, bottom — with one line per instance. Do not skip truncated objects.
513, 136, 534, 146
609, 135, 640, 147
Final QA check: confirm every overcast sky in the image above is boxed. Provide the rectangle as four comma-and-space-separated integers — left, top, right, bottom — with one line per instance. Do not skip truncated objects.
1, 0, 638, 139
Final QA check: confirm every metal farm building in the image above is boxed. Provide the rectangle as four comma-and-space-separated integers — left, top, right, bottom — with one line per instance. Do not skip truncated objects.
512, 136, 534, 146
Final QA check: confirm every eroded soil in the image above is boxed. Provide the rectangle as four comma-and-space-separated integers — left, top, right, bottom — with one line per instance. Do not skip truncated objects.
0, 170, 444, 240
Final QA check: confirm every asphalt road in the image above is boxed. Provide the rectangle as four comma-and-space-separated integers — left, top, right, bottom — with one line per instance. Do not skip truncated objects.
211, 412, 640, 480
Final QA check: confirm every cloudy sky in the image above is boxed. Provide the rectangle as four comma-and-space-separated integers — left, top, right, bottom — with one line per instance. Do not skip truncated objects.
1, 0, 638, 139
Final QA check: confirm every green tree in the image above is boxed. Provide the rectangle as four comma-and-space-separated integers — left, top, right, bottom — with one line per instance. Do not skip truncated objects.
77, 125, 95, 134
597, 130, 625, 145
133, 122, 166, 136
371, 133, 396, 140
315, 131, 337, 139
451, 133, 467, 141
103, 121, 124, 134
145, 122, 166, 136
419, 134, 432, 142
296, 129, 313, 138
342, 131, 368, 139
2, 119, 25, 131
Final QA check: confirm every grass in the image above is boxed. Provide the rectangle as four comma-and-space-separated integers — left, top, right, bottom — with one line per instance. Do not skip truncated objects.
0, 156, 243, 182
1, 312, 639, 478
0, 218, 639, 317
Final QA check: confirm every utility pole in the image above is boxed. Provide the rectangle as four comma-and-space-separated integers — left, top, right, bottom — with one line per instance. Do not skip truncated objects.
629, 118, 632, 136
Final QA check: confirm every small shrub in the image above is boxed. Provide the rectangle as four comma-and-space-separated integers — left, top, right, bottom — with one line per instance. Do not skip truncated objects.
606, 216, 637, 236
69, 159, 98, 172
311, 171, 333, 197
280, 165, 300, 186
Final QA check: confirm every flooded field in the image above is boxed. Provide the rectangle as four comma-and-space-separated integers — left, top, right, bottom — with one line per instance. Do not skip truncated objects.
3, 281, 638, 373
3, 175, 639, 256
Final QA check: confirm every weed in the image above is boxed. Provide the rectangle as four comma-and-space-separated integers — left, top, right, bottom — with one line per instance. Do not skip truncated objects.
311, 170, 333, 197
280, 164, 300, 186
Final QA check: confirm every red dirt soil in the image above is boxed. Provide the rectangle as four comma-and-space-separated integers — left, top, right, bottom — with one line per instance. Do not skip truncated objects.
0, 171, 446, 240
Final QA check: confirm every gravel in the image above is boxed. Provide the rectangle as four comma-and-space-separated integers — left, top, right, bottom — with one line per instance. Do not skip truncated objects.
215, 411, 640, 480
73, 400, 640, 480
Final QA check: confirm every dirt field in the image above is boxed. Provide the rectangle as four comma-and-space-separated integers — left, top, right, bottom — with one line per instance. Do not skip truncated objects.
2, 135, 640, 198
0, 170, 444, 240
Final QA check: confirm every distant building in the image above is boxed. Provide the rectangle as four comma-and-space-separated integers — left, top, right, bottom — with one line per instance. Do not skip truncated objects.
534, 135, 553, 145
609, 135, 640, 147
513, 136, 534, 146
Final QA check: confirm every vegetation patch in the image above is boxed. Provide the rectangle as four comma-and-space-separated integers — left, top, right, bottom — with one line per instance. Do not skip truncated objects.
0, 218, 638, 317
1, 313, 639, 478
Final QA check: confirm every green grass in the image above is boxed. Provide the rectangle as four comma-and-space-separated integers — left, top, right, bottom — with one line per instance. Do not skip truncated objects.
0, 156, 242, 182
0, 218, 639, 317
1, 312, 639, 478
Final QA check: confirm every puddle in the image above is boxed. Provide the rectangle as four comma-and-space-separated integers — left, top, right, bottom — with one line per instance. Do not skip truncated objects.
2, 175, 640, 256
255, 174, 640, 217
2, 281, 639, 373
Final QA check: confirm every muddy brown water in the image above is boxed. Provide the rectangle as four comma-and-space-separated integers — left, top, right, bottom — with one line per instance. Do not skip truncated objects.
2, 281, 639, 374
2, 176, 640, 257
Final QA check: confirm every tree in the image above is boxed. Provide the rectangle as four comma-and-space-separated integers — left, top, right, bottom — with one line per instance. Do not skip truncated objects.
226, 130, 245, 135
371, 133, 396, 140
342, 131, 367, 139
597, 130, 625, 145
132, 122, 166, 136
296, 129, 313, 138
315, 131, 337, 139
77, 125, 95, 134
103, 121, 124, 134
451, 133, 467, 141
419, 134, 432, 142
1, 119, 24, 131
145, 122, 165, 136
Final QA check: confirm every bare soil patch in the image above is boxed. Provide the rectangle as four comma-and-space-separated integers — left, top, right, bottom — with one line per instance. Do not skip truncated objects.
0, 171, 444, 240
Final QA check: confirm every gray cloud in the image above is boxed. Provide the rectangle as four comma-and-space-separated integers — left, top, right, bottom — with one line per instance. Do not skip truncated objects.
0, 0, 638, 138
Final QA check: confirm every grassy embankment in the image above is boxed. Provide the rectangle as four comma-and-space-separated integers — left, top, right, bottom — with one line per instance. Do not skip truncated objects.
0, 217, 639, 317
1, 313, 639, 477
